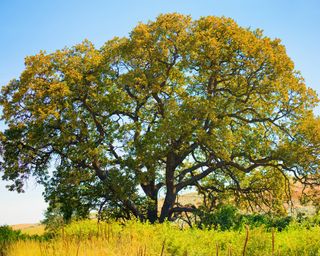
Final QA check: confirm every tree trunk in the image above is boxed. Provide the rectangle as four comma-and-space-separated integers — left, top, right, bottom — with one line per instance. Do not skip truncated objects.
159, 190, 176, 222
141, 179, 159, 223
147, 198, 158, 223
159, 152, 177, 222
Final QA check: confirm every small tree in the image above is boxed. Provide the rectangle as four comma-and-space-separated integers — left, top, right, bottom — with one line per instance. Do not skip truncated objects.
1, 13, 319, 223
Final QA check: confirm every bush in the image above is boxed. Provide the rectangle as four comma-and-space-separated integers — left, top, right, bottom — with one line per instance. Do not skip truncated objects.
196, 205, 292, 231
196, 205, 240, 230
240, 214, 292, 231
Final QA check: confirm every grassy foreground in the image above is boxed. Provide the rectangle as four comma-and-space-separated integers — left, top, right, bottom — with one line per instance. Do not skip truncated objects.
6, 220, 320, 256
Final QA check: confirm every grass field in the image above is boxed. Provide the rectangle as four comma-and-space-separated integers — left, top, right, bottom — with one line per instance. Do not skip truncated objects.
4, 220, 320, 256
11, 224, 45, 236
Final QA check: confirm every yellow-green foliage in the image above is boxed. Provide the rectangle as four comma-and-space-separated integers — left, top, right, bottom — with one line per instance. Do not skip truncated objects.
6, 220, 320, 255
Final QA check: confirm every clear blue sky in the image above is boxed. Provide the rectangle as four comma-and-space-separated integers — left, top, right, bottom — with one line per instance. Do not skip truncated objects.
0, 0, 319, 225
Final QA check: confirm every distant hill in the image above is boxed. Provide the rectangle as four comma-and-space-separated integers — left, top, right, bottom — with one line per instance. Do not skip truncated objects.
11, 223, 45, 235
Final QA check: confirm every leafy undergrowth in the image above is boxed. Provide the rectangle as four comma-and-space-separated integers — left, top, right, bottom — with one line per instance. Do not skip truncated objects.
5, 220, 320, 256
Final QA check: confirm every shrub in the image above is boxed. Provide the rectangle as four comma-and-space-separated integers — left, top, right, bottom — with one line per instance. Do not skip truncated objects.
196, 205, 292, 231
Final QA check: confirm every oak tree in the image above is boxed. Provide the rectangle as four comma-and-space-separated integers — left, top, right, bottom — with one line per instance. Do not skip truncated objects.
1, 13, 319, 223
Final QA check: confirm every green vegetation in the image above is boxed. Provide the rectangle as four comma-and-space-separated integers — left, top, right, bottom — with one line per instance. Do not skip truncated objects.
195, 205, 293, 231
3, 219, 320, 255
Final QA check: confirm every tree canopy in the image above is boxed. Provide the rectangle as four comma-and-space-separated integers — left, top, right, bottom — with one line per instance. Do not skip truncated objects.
1, 13, 319, 223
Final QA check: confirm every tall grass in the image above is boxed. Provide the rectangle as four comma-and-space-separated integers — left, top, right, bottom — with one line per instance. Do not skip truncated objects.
6, 220, 320, 255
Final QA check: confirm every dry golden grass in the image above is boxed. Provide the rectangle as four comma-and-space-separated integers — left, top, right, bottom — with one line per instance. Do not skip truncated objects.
9, 221, 164, 256
6, 220, 320, 256
11, 224, 45, 235
11, 238, 151, 256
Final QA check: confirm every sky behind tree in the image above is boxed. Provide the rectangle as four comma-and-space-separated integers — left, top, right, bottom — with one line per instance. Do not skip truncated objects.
0, 0, 319, 225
